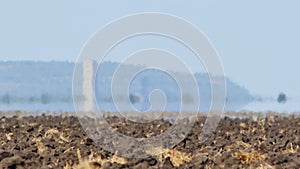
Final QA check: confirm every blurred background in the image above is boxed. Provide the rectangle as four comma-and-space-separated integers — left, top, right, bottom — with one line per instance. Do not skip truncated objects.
0, 1, 299, 113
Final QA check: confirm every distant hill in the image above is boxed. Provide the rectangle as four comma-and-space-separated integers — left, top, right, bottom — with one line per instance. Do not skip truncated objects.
0, 61, 74, 104
0, 61, 253, 111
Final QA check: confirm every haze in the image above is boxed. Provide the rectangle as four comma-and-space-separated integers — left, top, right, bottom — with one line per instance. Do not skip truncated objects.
1, 1, 300, 98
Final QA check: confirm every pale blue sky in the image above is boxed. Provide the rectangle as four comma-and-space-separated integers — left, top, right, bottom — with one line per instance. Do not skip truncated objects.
0, 1, 300, 97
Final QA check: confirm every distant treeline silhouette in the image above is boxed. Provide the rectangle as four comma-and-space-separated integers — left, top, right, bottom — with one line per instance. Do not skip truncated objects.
0, 93, 73, 104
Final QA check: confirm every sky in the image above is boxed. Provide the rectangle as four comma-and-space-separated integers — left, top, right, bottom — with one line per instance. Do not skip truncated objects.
0, 1, 300, 98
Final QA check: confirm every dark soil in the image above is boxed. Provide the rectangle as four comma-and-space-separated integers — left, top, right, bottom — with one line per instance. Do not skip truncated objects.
0, 113, 299, 168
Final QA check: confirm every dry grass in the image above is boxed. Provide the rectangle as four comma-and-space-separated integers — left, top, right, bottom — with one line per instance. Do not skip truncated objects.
283, 143, 299, 154
234, 151, 265, 164
5, 132, 13, 141
44, 128, 70, 143
146, 147, 192, 167
32, 137, 47, 153
256, 163, 275, 169
32, 128, 71, 153
64, 149, 127, 169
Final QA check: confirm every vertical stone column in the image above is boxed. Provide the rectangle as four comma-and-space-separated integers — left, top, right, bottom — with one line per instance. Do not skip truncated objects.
82, 59, 96, 112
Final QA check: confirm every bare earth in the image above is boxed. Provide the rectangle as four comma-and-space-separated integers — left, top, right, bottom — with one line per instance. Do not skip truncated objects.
0, 113, 299, 168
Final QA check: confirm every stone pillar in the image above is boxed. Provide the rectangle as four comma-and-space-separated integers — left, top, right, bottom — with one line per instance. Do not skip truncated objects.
82, 59, 96, 112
